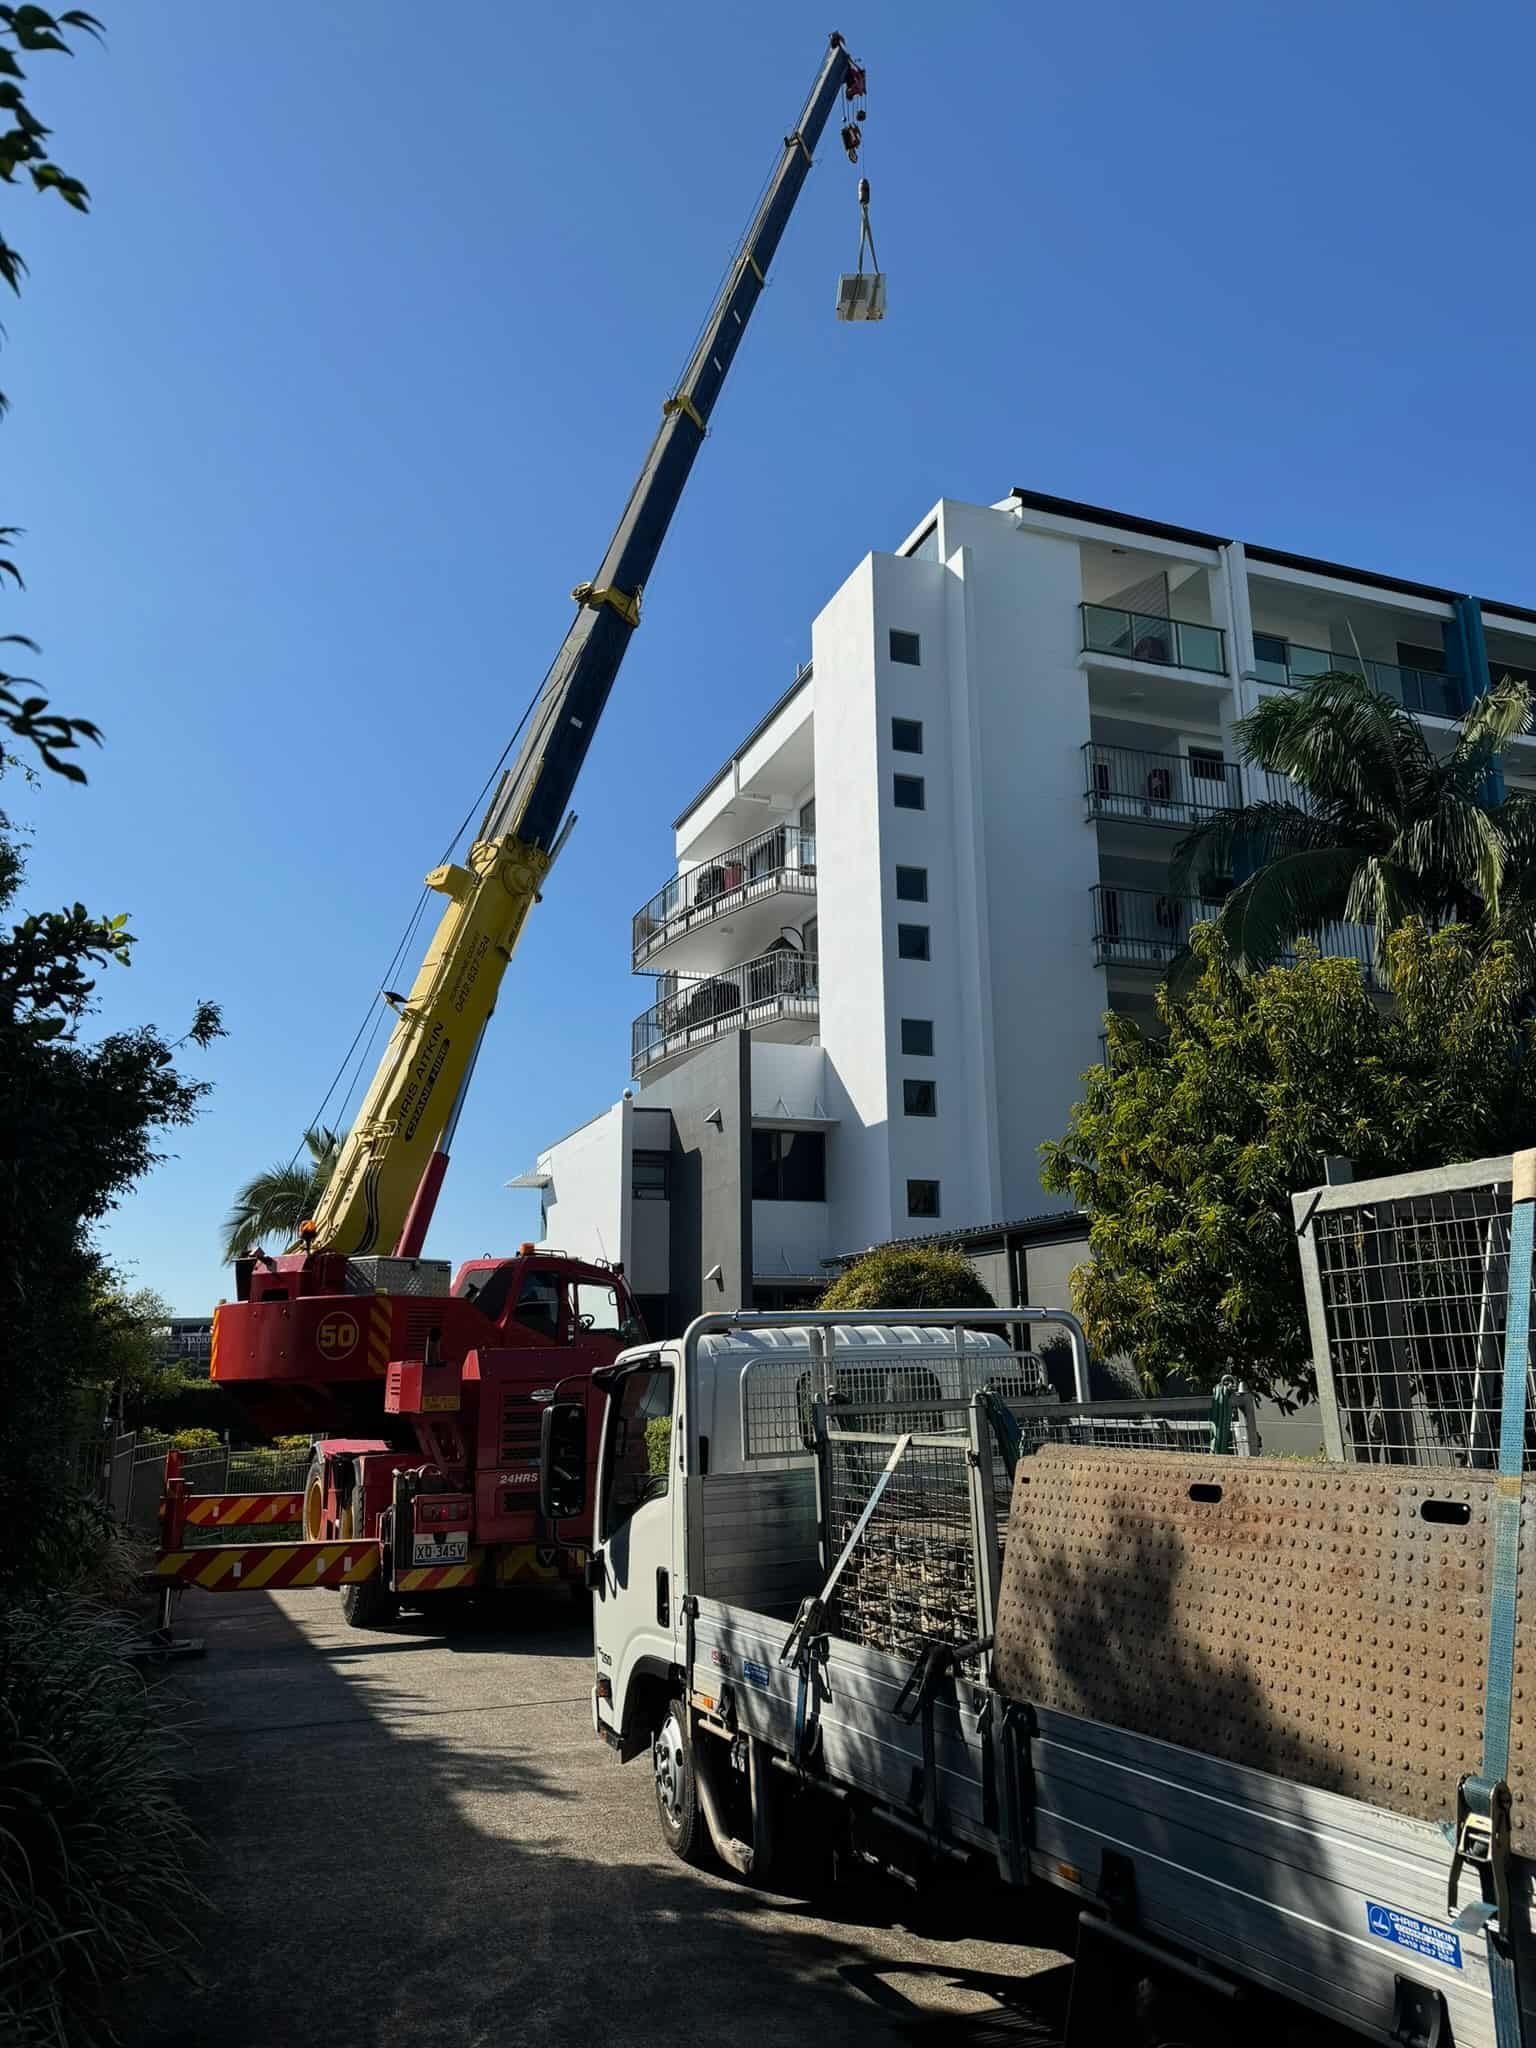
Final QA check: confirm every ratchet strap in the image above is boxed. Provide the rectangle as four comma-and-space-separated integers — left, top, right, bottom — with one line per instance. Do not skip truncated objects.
1449, 1146, 1535, 2047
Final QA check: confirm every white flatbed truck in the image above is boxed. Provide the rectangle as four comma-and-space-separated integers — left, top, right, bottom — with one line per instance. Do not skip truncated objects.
541, 1295, 1536, 2048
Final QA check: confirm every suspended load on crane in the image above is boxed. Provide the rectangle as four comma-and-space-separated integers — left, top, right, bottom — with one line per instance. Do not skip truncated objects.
836, 175, 884, 321
833, 60, 882, 321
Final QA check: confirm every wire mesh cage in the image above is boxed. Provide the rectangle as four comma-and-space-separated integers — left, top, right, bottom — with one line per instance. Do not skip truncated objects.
811, 1392, 1257, 1661
821, 1432, 980, 1660
1296, 1158, 1530, 1468
737, 1333, 1052, 1462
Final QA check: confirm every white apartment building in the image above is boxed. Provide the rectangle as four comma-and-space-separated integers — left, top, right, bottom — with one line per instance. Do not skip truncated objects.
518, 485, 1536, 1334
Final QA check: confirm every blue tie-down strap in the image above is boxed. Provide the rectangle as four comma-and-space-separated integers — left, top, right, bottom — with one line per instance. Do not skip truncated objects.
1450, 1147, 1535, 2047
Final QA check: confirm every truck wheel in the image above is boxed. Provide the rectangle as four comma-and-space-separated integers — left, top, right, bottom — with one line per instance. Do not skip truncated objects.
340, 1570, 396, 1628
303, 1459, 325, 1540
653, 1701, 708, 1866
338, 1487, 395, 1629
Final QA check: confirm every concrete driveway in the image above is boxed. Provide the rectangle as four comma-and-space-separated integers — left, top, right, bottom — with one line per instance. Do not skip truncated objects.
119, 1587, 1075, 2048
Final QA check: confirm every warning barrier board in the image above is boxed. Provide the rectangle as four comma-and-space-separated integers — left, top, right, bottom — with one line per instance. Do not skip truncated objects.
396, 1552, 485, 1593
184, 1492, 304, 1528
155, 1542, 380, 1590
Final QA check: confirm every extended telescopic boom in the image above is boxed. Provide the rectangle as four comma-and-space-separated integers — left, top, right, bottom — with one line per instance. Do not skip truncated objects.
309, 33, 865, 1258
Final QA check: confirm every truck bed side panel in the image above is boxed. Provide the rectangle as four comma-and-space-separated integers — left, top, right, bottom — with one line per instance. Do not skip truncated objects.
995, 1449, 1534, 1852
692, 1599, 996, 1850
1027, 1706, 1523, 2047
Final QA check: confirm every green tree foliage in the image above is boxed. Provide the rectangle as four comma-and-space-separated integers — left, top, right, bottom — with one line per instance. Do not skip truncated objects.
820, 1244, 995, 1312
0, 7, 103, 782
1171, 673, 1536, 984
0, 819, 223, 1587
222, 1124, 343, 1260
86, 1281, 175, 1398
1041, 922, 1536, 1404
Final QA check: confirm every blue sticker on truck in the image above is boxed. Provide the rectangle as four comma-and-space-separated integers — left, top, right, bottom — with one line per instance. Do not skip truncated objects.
1365, 1902, 1463, 1970
741, 1659, 771, 1691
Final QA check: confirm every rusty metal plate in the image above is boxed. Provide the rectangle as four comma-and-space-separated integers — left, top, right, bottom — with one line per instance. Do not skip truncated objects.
994, 1450, 1536, 1853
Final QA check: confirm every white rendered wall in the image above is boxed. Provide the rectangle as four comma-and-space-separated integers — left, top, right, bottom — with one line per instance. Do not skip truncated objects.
750, 1042, 829, 1119
931, 501, 1114, 1219
751, 1201, 831, 1278
811, 508, 1112, 1245
536, 1103, 625, 1268
812, 556, 896, 1252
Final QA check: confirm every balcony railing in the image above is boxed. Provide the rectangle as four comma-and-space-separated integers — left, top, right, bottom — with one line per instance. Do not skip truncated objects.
1253, 640, 1462, 719
1081, 603, 1226, 676
632, 824, 816, 969
632, 947, 819, 1076
1083, 742, 1239, 825
1091, 884, 1379, 983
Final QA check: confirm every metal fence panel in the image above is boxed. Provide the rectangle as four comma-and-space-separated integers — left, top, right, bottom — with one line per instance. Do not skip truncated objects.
812, 1388, 1256, 1661
1295, 1160, 1525, 1468
821, 1431, 981, 1661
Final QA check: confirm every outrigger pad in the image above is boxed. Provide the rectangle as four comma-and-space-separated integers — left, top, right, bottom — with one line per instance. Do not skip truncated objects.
994, 1449, 1536, 1854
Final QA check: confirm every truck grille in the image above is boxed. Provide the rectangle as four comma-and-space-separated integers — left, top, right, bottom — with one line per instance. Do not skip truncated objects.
499, 1392, 541, 1499
399, 1305, 444, 1360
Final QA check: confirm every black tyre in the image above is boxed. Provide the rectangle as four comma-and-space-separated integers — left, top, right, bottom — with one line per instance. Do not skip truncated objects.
653, 1701, 710, 1866
338, 1488, 395, 1629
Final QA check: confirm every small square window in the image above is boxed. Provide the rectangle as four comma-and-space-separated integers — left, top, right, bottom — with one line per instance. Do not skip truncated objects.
897, 923, 930, 961
891, 717, 923, 754
900, 1017, 934, 1056
895, 864, 928, 902
903, 1078, 937, 1117
889, 629, 921, 666
893, 774, 925, 810
907, 1178, 941, 1217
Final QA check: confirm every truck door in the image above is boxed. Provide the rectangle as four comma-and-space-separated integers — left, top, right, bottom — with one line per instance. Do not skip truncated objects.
590, 1356, 679, 1744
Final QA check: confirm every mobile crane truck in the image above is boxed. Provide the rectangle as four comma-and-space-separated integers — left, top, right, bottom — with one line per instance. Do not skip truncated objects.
155, 32, 878, 1631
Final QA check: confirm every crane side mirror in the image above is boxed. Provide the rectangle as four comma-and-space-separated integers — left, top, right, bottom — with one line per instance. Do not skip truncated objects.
539, 1400, 588, 1524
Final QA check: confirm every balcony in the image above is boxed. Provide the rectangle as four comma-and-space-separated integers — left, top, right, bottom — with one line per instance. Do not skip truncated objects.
1081, 603, 1226, 677
1091, 884, 1379, 984
632, 948, 819, 1078
1083, 742, 1240, 828
1253, 640, 1462, 719
632, 824, 816, 973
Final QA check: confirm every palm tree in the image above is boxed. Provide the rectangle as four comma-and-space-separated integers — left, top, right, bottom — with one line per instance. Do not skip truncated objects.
1171, 672, 1536, 983
222, 1126, 344, 1261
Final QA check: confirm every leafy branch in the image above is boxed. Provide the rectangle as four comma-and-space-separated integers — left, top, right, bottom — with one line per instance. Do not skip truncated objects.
0, 7, 103, 780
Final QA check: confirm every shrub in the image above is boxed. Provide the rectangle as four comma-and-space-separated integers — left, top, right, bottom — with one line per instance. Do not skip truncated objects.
819, 1245, 995, 1313
0, 1599, 201, 2046
644, 1415, 672, 1478
273, 1434, 312, 1452
167, 1428, 220, 1452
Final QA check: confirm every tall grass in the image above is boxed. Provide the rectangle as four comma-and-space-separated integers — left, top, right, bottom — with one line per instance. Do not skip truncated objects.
0, 1597, 202, 2046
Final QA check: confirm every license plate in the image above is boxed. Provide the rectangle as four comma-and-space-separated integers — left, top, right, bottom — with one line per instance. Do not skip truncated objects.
412, 1532, 468, 1565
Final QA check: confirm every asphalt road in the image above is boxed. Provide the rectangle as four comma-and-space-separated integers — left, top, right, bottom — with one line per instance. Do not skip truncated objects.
118, 1587, 1078, 2048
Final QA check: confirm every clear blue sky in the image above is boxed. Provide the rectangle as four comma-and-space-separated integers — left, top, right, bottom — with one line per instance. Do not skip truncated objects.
9, 0, 1534, 1313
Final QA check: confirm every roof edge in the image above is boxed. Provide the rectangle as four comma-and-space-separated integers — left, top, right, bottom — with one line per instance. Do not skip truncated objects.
1009, 486, 1228, 553
671, 660, 814, 833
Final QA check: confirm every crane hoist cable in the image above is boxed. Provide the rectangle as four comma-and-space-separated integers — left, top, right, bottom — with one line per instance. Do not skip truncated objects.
289, 647, 562, 1171
853, 175, 879, 278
